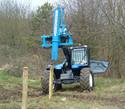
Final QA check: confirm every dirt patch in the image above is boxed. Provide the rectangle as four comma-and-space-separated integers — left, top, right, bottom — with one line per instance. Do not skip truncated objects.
0, 85, 42, 102
55, 92, 125, 104
28, 89, 42, 97
0, 85, 21, 101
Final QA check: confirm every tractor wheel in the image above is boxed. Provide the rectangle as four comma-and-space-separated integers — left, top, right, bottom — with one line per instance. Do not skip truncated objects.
80, 68, 94, 91
41, 70, 49, 94
54, 83, 62, 91
41, 70, 62, 94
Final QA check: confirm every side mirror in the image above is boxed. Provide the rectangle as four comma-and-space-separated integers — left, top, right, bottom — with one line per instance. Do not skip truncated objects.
90, 60, 110, 74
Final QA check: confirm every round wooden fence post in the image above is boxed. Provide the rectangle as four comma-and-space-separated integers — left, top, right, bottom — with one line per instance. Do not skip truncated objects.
49, 65, 54, 100
22, 67, 28, 109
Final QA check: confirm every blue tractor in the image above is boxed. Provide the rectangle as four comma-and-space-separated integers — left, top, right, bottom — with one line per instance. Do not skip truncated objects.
41, 5, 109, 94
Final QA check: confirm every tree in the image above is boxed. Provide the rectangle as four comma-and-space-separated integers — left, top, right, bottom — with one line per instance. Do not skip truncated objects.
63, 0, 125, 78
0, 0, 31, 58
31, 3, 53, 35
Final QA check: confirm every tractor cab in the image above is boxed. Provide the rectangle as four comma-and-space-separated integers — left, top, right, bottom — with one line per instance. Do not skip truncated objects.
71, 45, 89, 68
60, 45, 89, 70
55, 45, 109, 73
71, 46, 110, 74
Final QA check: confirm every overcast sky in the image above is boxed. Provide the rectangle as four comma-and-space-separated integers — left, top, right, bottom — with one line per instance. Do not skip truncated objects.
29, 0, 48, 8
18, 0, 49, 9
0, 0, 59, 9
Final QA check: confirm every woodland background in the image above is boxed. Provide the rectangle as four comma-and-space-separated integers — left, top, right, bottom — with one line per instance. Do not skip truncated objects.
0, 0, 125, 78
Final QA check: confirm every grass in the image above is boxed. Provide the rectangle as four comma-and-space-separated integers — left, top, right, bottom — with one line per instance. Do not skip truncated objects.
0, 70, 40, 89
95, 77, 125, 97
0, 70, 125, 109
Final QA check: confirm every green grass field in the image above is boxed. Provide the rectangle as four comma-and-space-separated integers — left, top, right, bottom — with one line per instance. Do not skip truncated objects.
0, 70, 125, 109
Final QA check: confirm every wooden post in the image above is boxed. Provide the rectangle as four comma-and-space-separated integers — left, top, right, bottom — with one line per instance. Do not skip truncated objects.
49, 64, 54, 100
22, 67, 28, 109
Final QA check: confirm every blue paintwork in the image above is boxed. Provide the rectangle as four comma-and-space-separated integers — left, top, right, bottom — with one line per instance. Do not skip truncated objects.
54, 63, 64, 69
90, 60, 110, 74
54, 63, 88, 70
41, 35, 73, 48
54, 60, 110, 74
51, 7, 60, 61
41, 35, 52, 48
72, 64, 88, 69
41, 6, 73, 61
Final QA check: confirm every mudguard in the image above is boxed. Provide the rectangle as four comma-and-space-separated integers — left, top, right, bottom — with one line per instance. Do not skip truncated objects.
90, 60, 110, 74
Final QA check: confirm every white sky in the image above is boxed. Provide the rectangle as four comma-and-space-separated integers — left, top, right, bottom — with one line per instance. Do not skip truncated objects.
0, 0, 59, 9
29, 0, 48, 8
19, 0, 49, 9
26, 0, 59, 10
28, 0, 60, 7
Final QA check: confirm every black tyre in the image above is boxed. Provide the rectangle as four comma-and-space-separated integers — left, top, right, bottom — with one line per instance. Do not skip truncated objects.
41, 70, 62, 94
80, 68, 94, 91
41, 70, 49, 94
54, 83, 62, 91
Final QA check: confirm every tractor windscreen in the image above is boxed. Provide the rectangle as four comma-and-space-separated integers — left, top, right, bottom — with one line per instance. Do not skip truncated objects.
71, 48, 88, 65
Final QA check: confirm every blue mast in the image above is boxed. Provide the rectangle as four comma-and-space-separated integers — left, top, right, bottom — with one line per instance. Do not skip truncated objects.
41, 5, 73, 62
52, 6, 61, 61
